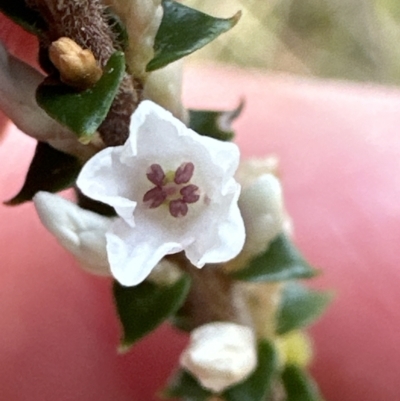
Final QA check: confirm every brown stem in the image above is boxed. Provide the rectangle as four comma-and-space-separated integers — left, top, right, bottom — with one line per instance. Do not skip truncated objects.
170, 254, 252, 330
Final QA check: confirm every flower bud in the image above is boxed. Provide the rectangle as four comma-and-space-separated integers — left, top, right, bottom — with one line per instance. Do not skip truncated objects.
275, 331, 313, 368
180, 322, 257, 393
49, 37, 102, 89
239, 173, 285, 256
143, 60, 188, 123
33, 191, 112, 276
147, 259, 183, 286
103, 0, 163, 79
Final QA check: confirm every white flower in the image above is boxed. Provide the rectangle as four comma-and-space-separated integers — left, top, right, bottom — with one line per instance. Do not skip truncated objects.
77, 100, 245, 286
180, 322, 257, 393
33, 191, 113, 275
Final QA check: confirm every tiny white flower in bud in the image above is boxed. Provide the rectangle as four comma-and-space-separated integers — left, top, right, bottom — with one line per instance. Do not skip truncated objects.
103, 0, 163, 79
0, 41, 99, 160
33, 191, 113, 276
77, 100, 245, 286
143, 60, 188, 123
235, 156, 279, 184
180, 322, 257, 393
147, 258, 183, 286
239, 173, 284, 257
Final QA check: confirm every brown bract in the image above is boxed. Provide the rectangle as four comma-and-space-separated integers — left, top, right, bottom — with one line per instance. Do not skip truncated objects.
49, 37, 102, 89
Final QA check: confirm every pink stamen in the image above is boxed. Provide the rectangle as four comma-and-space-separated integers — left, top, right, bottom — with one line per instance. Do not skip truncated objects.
169, 199, 189, 217
143, 186, 167, 208
146, 164, 165, 186
180, 184, 200, 203
174, 162, 194, 184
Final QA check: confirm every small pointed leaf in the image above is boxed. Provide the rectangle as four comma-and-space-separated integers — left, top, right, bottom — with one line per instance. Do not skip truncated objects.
4, 142, 81, 206
36, 51, 125, 142
113, 274, 191, 351
163, 370, 212, 401
0, 0, 46, 34
282, 364, 324, 401
277, 282, 333, 335
223, 340, 278, 401
189, 101, 244, 141
147, 0, 241, 71
231, 234, 319, 282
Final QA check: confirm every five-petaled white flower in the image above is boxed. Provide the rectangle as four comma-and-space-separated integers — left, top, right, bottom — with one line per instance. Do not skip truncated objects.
77, 100, 245, 286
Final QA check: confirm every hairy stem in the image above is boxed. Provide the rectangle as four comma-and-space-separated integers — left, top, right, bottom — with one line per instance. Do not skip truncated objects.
27, 0, 140, 146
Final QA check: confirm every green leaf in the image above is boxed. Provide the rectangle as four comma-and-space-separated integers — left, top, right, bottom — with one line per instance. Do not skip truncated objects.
163, 370, 212, 401
36, 51, 125, 143
4, 142, 81, 206
0, 0, 46, 34
223, 340, 278, 401
231, 235, 319, 282
113, 274, 191, 351
282, 365, 324, 401
277, 282, 332, 335
189, 100, 244, 141
147, 0, 241, 71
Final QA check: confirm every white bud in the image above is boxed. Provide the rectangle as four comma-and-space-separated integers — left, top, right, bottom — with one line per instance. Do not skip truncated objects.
235, 157, 279, 185
33, 192, 112, 276
143, 60, 188, 123
103, 0, 163, 79
180, 322, 257, 393
147, 258, 183, 286
239, 173, 285, 257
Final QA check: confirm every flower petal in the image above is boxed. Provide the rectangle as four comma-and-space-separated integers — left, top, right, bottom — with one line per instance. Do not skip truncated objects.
77, 147, 138, 226
107, 219, 183, 286
185, 179, 245, 267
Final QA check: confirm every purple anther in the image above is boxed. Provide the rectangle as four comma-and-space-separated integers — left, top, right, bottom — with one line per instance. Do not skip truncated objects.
146, 164, 165, 186
180, 184, 200, 203
143, 186, 167, 208
169, 199, 189, 217
174, 162, 194, 184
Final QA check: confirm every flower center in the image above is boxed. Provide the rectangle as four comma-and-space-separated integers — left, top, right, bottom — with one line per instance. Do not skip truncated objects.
143, 162, 200, 217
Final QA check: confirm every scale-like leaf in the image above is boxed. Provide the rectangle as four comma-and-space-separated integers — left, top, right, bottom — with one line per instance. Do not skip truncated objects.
282, 364, 324, 401
163, 370, 212, 401
277, 282, 332, 335
189, 101, 244, 141
223, 340, 278, 401
147, 0, 240, 71
0, 0, 46, 34
113, 274, 191, 351
4, 142, 80, 206
231, 234, 318, 282
36, 52, 125, 143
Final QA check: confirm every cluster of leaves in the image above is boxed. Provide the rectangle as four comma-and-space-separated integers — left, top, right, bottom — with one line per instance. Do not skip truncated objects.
1, 1, 331, 400
114, 233, 331, 401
